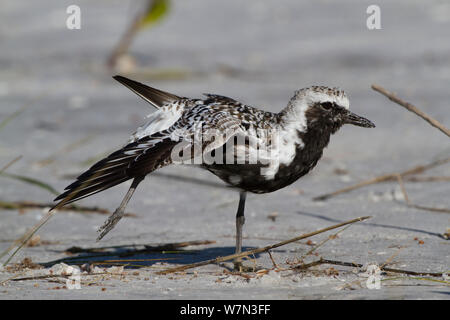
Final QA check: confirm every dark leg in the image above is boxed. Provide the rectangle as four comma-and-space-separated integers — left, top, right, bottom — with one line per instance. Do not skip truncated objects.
97, 176, 144, 241
234, 191, 247, 270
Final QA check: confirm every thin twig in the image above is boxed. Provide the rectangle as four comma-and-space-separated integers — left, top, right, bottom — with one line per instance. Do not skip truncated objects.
302, 224, 352, 259
0, 200, 137, 216
396, 174, 410, 204
407, 204, 450, 214
396, 174, 450, 214
313, 157, 450, 201
36, 135, 94, 167
267, 250, 280, 269
404, 176, 450, 182
372, 84, 450, 137
0, 156, 22, 174
1, 210, 55, 265
157, 216, 371, 275
296, 258, 446, 277
379, 246, 405, 269
7, 272, 109, 282
0, 204, 139, 265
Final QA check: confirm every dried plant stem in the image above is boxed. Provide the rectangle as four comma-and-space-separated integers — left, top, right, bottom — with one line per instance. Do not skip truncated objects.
372, 84, 450, 137
0, 200, 130, 215
107, 1, 154, 67
36, 135, 94, 167
396, 174, 410, 204
0, 204, 138, 265
157, 216, 371, 275
396, 174, 450, 214
313, 157, 450, 201
298, 258, 446, 278
405, 176, 450, 182
0, 156, 22, 174
407, 204, 450, 214
267, 250, 280, 269
302, 224, 352, 259
1, 210, 55, 265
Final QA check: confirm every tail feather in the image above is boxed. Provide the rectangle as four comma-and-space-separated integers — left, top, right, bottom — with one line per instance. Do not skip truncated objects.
113, 75, 181, 109
52, 132, 178, 210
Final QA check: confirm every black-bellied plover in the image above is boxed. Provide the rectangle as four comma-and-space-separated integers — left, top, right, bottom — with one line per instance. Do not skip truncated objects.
52, 76, 375, 269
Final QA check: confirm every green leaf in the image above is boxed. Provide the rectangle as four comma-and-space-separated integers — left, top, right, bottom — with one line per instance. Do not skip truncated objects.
139, 0, 170, 29
0, 172, 60, 196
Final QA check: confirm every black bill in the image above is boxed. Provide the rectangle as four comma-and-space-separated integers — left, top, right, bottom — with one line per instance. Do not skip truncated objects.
344, 110, 375, 128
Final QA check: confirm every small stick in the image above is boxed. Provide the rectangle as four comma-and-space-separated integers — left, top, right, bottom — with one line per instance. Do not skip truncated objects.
1, 210, 55, 265
379, 246, 405, 269
7, 272, 109, 282
267, 250, 280, 269
0, 156, 22, 174
396, 174, 450, 214
296, 258, 446, 277
372, 84, 450, 138
0, 201, 138, 263
302, 224, 352, 259
313, 157, 450, 201
395, 174, 410, 204
405, 176, 450, 182
408, 204, 450, 214
0, 200, 137, 216
157, 216, 371, 275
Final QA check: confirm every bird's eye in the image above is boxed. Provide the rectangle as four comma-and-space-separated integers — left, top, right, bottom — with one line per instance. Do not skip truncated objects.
321, 102, 333, 110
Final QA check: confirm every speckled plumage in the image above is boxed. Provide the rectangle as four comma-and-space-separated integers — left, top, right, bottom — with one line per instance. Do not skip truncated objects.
53, 77, 375, 207
52, 76, 374, 245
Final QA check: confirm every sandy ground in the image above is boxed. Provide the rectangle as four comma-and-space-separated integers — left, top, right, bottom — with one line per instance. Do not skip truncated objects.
0, 0, 449, 299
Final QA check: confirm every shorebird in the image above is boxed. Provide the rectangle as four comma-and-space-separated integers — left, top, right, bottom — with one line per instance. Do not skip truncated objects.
52, 76, 375, 269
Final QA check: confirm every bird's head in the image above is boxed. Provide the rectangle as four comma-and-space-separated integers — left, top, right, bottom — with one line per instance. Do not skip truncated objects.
283, 86, 375, 133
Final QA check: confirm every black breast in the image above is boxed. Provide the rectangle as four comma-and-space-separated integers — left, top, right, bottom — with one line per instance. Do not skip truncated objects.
203, 126, 333, 194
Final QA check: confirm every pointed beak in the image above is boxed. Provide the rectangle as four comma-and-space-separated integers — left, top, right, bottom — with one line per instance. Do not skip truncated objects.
343, 110, 375, 128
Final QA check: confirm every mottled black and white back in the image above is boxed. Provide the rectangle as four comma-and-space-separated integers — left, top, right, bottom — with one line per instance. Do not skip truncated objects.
53, 77, 374, 209
51, 76, 374, 247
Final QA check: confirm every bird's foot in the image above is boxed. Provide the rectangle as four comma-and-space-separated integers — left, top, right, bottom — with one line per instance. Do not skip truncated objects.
233, 260, 257, 273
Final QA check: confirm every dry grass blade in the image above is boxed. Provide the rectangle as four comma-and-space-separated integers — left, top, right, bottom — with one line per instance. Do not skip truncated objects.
0, 203, 138, 265
313, 157, 450, 201
0, 156, 22, 174
405, 176, 450, 182
36, 135, 94, 167
372, 84, 450, 137
157, 216, 371, 275
0, 200, 138, 216
396, 174, 450, 214
1, 209, 55, 265
0, 172, 60, 195
407, 204, 450, 214
0, 92, 47, 131
296, 258, 446, 277
301, 224, 352, 259
0, 107, 26, 131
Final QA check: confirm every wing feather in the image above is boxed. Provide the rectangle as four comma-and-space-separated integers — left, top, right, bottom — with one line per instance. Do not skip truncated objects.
52, 131, 179, 210
114, 75, 180, 108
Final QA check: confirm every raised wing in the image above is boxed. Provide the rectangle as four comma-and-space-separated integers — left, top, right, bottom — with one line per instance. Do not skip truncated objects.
51, 131, 179, 210
114, 75, 181, 109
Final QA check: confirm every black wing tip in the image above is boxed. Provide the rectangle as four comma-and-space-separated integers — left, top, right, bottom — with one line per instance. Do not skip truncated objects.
113, 75, 133, 84
113, 75, 126, 81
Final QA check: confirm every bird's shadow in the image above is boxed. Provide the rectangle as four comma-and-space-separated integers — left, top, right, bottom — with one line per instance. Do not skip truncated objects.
40, 243, 260, 270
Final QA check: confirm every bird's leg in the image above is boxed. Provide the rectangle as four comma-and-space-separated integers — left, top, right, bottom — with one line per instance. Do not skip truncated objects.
97, 176, 144, 241
234, 191, 247, 271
